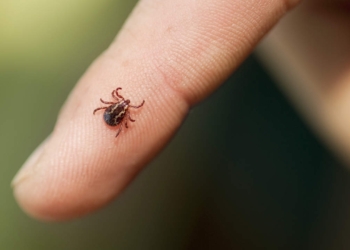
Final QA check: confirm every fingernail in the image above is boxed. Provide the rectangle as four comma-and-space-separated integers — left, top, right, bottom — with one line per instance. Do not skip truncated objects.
11, 136, 50, 188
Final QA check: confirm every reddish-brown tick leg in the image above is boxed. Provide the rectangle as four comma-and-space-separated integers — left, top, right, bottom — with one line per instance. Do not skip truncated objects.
93, 107, 107, 115
115, 125, 123, 137
128, 112, 135, 122
129, 100, 145, 109
100, 98, 115, 105
111, 90, 120, 101
115, 88, 124, 100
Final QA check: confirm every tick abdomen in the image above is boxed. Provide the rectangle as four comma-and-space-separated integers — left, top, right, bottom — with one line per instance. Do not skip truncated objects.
103, 102, 128, 126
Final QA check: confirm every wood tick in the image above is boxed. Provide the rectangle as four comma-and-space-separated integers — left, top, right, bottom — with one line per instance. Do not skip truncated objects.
93, 87, 145, 137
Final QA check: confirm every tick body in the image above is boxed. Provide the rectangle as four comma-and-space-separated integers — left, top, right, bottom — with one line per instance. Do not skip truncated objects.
93, 88, 145, 137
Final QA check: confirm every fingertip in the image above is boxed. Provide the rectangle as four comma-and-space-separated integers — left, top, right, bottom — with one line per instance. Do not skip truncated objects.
13, 161, 122, 221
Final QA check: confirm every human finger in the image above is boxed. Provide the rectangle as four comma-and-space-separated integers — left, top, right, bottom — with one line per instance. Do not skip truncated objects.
12, 0, 301, 221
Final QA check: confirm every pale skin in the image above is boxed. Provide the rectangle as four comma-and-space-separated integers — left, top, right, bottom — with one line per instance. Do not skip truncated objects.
11, 0, 350, 221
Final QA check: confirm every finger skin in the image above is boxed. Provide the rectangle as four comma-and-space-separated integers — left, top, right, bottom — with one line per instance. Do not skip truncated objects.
12, 0, 300, 221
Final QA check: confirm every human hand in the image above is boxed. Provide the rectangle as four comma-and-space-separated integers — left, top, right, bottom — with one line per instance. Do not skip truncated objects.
258, 0, 350, 164
12, 0, 301, 221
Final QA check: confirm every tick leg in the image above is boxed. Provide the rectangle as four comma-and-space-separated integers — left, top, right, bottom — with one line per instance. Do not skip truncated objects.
115, 125, 123, 138
111, 90, 119, 101
115, 88, 125, 100
100, 98, 115, 105
93, 107, 107, 114
125, 121, 128, 128
129, 100, 145, 109
128, 112, 135, 122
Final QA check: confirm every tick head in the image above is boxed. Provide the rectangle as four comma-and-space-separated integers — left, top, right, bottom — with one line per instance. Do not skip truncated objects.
125, 99, 130, 104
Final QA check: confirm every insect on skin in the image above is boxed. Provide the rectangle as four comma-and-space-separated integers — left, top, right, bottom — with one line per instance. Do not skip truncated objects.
93, 87, 145, 138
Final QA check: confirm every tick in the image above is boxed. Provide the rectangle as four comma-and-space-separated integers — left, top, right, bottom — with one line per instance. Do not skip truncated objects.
93, 87, 145, 137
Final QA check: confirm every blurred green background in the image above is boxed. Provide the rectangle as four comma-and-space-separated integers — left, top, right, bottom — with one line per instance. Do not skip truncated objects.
3, 0, 350, 249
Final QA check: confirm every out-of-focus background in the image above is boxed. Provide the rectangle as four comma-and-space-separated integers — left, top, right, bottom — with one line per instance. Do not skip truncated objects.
2, 1, 350, 249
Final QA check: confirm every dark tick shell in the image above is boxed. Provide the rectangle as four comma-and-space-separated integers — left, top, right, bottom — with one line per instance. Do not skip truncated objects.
103, 100, 130, 126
